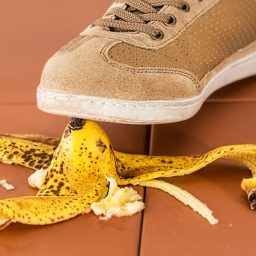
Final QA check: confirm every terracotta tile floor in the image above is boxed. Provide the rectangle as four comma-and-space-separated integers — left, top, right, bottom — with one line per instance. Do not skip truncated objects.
0, 1, 256, 255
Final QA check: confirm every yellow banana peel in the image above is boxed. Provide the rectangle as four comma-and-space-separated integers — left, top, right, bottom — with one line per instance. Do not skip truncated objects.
0, 118, 255, 230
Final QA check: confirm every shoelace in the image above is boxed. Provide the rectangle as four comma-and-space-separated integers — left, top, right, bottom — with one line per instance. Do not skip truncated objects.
94, 0, 193, 39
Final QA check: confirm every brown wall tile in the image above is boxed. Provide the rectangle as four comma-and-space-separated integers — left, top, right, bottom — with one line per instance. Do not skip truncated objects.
209, 76, 256, 102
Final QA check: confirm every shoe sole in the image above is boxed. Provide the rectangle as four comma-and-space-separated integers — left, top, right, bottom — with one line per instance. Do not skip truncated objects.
37, 44, 256, 125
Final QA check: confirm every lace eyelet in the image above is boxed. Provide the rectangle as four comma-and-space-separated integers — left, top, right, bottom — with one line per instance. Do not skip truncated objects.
166, 15, 177, 26
150, 29, 164, 40
180, 2, 190, 12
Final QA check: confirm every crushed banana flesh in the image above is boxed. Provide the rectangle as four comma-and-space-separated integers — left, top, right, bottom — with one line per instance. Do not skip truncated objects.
91, 177, 145, 220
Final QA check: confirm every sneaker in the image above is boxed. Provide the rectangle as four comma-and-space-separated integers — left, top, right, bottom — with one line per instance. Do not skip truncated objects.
37, 0, 256, 124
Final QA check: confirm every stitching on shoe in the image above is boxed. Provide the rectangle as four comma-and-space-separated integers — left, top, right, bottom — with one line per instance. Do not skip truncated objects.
100, 40, 200, 91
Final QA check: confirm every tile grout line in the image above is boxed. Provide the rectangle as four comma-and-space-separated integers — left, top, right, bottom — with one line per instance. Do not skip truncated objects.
137, 124, 153, 256
137, 187, 147, 256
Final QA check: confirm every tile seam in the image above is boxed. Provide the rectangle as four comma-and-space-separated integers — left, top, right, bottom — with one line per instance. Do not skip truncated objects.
137, 125, 152, 256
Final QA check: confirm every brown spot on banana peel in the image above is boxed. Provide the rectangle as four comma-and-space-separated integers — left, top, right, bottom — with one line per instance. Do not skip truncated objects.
248, 189, 256, 209
69, 118, 86, 131
64, 118, 86, 138
96, 139, 107, 153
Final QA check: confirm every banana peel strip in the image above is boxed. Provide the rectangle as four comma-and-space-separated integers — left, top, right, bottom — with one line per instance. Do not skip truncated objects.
140, 180, 219, 225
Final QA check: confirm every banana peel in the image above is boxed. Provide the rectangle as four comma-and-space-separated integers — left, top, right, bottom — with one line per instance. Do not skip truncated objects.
0, 118, 256, 230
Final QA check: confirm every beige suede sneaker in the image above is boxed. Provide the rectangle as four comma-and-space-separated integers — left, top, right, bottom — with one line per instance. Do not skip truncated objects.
37, 0, 256, 124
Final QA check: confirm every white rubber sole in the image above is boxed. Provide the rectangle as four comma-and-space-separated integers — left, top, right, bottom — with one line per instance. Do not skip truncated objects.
37, 49, 256, 125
